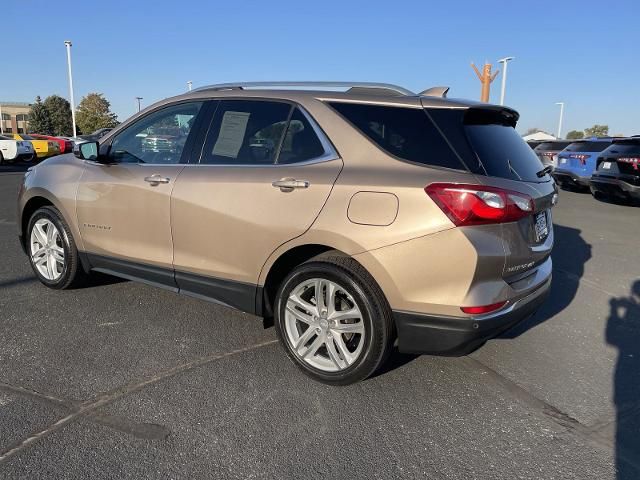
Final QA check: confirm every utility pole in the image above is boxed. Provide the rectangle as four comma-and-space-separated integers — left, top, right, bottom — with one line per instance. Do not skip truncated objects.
135, 97, 143, 113
555, 102, 565, 139
187, 81, 193, 91
64, 40, 77, 137
497, 57, 514, 106
471, 62, 499, 103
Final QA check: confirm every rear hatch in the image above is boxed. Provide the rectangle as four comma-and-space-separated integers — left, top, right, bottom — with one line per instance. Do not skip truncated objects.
594, 139, 640, 186
557, 140, 611, 175
424, 104, 556, 283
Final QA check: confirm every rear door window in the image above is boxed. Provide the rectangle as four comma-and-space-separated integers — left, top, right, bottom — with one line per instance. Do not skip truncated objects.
200, 100, 292, 165
328, 102, 466, 170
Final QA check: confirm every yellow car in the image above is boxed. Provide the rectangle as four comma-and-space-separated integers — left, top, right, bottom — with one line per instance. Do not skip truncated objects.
8, 133, 60, 159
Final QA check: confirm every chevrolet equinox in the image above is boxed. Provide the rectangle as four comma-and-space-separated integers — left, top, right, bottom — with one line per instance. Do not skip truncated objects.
18, 82, 556, 385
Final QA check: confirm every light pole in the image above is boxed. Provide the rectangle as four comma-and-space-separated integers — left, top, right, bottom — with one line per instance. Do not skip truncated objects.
497, 56, 514, 106
64, 40, 77, 137
135, 97, 143, 112
555, 102, 565, 139
187, 81, 193, 92
0, 103, 4, 134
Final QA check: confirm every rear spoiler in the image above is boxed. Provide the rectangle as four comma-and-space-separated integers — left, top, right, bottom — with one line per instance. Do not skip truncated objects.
464, 105, 520, 127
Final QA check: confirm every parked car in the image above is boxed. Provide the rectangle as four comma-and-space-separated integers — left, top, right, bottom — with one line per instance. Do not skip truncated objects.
533, 140, 573, 170
553, 138, 619, 190
17, 81, 555, 385
590, 138, 640, 203
6, 133, 60, 159
79, 128, 113, 142
29, 134, 73, 154
0, 135, 35, 164
526, 140, 546, 149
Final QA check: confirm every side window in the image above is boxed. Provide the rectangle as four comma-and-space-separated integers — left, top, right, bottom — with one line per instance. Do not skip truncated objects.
200, 100, 292, 165
276, 108, 326, 164
329, 102, 465, 170
109, 102, 202, 164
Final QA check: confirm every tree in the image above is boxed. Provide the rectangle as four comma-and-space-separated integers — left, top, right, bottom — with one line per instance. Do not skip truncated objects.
584, 124, 609, 138
75, 93, 119, 135
43, 95, 73, 136
28, 96, 53, 134
566, 130, 584, 140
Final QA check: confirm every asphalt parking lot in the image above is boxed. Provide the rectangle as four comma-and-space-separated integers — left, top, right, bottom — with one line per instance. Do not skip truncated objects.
0, 164, 639, 480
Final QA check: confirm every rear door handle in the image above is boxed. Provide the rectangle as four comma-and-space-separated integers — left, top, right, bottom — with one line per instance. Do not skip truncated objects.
272, 178, 310, 192
144, 175, 170, 185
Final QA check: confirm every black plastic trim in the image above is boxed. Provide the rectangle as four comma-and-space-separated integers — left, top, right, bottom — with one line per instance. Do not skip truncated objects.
393, 280, 550, 355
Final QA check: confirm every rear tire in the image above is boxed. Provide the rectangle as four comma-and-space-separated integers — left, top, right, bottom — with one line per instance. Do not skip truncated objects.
274, 254, 394, 385
27, 206, 88, 289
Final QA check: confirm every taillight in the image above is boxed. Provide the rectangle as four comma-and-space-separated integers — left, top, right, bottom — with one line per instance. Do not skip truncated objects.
461, 301, 507, 315
569, 153, 590, 165
542, 152, 554, 157
425, 183, 534, 226
618, 157, 640, 171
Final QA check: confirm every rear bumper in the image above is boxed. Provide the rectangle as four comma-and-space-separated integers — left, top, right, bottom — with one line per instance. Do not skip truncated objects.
393, 277, 551, 355
590, 175, 640, 200
552, 169, 591, 188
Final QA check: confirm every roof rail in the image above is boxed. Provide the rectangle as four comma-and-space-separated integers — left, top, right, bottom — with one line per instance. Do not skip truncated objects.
192, 81, 415, 96
419, 86, 450, 98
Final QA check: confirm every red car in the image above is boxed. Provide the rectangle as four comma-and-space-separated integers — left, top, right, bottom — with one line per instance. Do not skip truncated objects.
29, 134, 73, 154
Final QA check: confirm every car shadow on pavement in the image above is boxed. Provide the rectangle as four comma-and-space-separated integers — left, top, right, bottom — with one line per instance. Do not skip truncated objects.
606, 280, 640, 479
501, 223, 592, 338
0, 163, 32, 174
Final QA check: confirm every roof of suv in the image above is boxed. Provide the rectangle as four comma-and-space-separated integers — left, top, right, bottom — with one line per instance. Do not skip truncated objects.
166, 81, 499, 111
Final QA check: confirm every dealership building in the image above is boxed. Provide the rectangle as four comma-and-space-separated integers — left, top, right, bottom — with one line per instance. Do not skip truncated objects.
0, 102, 31, 134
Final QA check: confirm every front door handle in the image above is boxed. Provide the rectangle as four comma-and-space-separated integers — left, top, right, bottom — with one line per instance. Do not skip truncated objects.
144, 175, 170, 185
272, 178, 310, 192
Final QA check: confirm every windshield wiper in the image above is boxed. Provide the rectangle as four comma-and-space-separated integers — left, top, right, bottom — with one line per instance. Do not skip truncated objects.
536, 165, 553, 178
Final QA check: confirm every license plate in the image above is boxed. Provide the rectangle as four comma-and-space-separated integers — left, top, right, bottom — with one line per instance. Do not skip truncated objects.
534, 211, 549, 242
560, 158, 567, 164
602, 161, 612, 170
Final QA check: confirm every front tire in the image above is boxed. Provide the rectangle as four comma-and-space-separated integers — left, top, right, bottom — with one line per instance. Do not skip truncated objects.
274, 254, 394, 385
27, 206, 87, 289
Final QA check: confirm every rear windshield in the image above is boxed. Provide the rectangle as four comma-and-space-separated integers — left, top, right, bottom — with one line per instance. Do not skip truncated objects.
465, 124, 546, 182
18, 134, 34, 140
535, 141, 572, 151
327, 102, 466, 170
601, 141, 640, 156
563, 141, 610, 153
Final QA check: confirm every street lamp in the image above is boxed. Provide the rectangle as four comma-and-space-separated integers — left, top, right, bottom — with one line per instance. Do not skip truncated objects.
64, 40, 77, 137
135, 97, 143, 113
187, 81, 193, 92
497, 56, 514, 106
555, 102, 565, 139
0, 102, 4, 134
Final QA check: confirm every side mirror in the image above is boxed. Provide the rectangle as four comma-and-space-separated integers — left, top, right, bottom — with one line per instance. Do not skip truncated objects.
74, 141, 100, 161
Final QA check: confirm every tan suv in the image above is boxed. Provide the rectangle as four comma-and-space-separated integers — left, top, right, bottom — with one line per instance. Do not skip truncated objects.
17, 82, 556, 384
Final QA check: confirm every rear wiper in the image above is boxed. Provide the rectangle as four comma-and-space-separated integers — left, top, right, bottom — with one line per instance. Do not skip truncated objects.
536, 165, 553, 178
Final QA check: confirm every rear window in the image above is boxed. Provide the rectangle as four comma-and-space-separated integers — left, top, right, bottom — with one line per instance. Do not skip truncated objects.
19, 134, 34, 140
328, 102, 465, 170
601, 141, 640, 156
465, 124, 546, 182
564, 141, 610, 153
535, 141, 572, 151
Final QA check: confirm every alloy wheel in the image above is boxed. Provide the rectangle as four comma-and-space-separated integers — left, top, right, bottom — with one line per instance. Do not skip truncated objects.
284, 278, 366, 372
30, 218, 65, 281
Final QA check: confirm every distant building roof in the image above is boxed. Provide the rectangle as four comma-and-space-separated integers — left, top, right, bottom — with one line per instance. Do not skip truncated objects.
522, 131, 556, 141
0, 101, 31, 107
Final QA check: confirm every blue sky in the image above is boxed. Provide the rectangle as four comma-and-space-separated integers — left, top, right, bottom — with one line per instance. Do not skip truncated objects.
3, 0, 639, 136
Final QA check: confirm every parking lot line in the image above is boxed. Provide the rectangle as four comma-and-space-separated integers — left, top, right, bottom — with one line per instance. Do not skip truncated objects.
0, 339, 279, 464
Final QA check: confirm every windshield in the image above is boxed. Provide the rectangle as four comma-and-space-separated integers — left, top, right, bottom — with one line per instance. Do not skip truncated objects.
563, 141, 610, 153
535, 141, 572, 151
465, 124, 547, 182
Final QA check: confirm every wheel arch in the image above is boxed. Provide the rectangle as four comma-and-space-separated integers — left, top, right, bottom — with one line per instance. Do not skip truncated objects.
20, 195, 56, 252
258, 244, 350, 320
